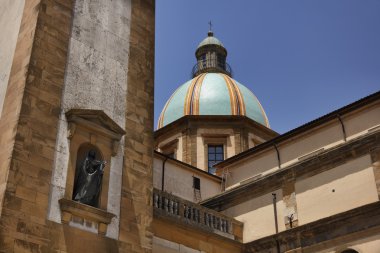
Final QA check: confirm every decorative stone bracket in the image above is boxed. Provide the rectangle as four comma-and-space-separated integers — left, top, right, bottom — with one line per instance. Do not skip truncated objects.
65, 109, 126, 156
59, 198, 115, 235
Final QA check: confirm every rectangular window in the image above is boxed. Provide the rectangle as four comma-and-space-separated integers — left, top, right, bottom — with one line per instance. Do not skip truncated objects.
208, 145, 224, 174
193, 176, 200, 190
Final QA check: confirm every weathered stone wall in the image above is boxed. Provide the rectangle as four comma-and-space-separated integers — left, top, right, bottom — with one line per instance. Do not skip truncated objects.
118, 0, 155, 251
0, 0, 75, 250
0, 0, 155, 252
0, 0, 25, 117
47, 0, 132, 239
0, 0, 41, 219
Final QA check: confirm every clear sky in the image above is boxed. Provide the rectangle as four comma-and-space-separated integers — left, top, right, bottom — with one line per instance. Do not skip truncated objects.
154, 0, 380, 133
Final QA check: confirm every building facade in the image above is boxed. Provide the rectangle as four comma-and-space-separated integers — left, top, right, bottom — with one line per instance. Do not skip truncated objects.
153, 30, 380, 253
0, 1, 379, 253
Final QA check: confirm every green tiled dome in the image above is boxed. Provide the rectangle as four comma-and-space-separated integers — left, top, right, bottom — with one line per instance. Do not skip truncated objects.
157, 73, 270, 129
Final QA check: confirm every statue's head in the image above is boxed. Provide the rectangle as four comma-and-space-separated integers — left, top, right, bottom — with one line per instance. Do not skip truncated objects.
88, 149, 97, 159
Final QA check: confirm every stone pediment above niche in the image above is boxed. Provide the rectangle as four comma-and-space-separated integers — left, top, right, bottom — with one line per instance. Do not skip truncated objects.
65, 109, 126, 156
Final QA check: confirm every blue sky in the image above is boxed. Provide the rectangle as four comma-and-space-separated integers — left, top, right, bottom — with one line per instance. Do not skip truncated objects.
154, 0, 380, 133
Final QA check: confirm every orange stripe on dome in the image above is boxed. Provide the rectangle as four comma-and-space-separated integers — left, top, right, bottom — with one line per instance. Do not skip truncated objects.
229, 78, 246, 116
222, 74, 238, 115
192, 73, 207, 115
157, 114, 163, 129
184, 75, 202, 115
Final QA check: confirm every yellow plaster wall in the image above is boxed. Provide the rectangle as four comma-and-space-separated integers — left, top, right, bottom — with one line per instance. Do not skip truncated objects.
224, 104, 380, 190
223, 189, 285, 243
279, 122, 344, 168
345, 105, 380, 141
225, 151, 278, 188
153, 157, 221, 202
295, 155, 378, 225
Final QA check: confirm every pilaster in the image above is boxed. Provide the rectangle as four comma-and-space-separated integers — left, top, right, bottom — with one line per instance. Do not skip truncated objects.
0, 0, 74, 251
370, 146, 380, 199
118, 0, 155, 252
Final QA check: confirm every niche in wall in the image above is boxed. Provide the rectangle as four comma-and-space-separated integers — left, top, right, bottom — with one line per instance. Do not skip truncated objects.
59, 109, 125, 235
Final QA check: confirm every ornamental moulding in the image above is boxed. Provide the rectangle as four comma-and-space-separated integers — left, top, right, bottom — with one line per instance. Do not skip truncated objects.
65, 109, 126, 156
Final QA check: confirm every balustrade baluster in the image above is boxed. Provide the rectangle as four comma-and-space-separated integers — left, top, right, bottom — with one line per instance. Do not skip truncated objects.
196, 209, 200, 223
222, 220, 226, 232
189, 207, 192, 220
169, 199, 173, 214
153, 193, 158, 208
153, 190, 239, 238
227, 221, 231, 234
173, 201, 178, 215
184, 205, 190, 220
159, 194, 163, 209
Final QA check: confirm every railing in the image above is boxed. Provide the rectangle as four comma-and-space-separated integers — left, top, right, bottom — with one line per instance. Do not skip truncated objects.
153, 188, 243, 241
191, 59, 233, 78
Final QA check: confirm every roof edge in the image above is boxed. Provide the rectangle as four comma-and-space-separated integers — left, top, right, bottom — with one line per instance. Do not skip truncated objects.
154, 115, 279, 138
214, 91, 380, 168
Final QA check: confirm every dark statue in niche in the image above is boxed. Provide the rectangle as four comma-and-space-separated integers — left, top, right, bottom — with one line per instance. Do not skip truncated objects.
73, 149, 106, 207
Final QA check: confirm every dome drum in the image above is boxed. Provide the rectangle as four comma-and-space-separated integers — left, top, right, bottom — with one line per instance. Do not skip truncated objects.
191, 60, 233, 78
195, 44, 227, 58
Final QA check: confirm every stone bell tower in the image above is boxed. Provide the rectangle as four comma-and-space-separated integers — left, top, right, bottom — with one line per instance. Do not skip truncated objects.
0, 0, 155, 252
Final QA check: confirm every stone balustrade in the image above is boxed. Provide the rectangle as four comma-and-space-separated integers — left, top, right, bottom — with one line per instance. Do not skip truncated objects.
153, 188, 243, 241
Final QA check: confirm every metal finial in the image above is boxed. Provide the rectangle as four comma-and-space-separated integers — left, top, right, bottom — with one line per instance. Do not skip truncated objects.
208, 21, 213, 36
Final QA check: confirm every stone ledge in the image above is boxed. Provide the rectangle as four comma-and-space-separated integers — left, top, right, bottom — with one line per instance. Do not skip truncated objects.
59, 198, 115, 235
